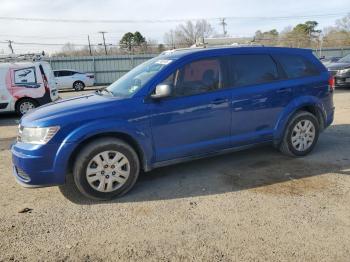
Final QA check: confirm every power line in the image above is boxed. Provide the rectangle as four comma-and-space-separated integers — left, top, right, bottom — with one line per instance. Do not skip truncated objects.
1, 36, 349, 48
0, 12, 348, 24
0, 40, 167, 47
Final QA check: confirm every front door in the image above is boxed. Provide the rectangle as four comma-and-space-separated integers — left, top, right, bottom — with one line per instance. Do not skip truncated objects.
150, 57, 232, 162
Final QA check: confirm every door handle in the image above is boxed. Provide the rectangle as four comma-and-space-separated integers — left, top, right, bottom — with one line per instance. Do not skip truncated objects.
211, 98, 228, 105
276, 87, 291, 93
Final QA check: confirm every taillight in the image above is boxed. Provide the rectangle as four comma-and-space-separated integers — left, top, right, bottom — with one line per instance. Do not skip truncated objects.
328, 76, 335, 92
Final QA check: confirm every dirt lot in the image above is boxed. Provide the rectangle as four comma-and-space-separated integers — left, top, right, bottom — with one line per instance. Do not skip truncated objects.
0, 88, 349, 262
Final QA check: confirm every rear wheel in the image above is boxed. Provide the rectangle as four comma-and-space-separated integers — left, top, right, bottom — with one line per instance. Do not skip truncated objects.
279, 111, 319, 157
15, 98, 38, 116
73, 81, 85, 91
73, 138, 140, 200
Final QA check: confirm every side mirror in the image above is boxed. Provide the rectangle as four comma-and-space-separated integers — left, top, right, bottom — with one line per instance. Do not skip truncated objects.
151, 84, 172, 99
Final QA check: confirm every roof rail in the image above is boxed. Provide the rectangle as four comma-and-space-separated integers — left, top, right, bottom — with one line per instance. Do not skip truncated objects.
161, 43, 265, 55
161, 46, 206, 55
0, 52, 45, 63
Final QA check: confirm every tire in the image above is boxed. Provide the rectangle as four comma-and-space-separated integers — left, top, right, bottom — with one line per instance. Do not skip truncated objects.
279, 111, 320, 157
15, 98, 38, 116
73, 81, 85, 91
72, 138, 140, 200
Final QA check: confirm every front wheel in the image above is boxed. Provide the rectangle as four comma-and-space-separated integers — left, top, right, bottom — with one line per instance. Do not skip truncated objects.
279, 111, 320, 157
73, 138, 140, 200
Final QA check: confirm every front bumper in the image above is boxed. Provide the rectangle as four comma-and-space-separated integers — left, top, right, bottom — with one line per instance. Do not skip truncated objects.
11, 142, 72, 187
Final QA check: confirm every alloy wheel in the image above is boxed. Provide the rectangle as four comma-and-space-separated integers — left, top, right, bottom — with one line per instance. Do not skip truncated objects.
291, 119, 316, 151
19, 101, 35, 115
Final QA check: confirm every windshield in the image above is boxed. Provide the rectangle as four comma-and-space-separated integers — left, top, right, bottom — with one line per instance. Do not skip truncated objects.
105, 57, 173, 97
338, 54, 350, 63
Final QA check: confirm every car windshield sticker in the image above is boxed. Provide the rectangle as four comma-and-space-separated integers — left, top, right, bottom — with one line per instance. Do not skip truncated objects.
155, 60, 172, 65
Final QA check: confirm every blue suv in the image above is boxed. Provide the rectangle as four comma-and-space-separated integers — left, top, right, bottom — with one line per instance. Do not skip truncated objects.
12, 47, 334, 200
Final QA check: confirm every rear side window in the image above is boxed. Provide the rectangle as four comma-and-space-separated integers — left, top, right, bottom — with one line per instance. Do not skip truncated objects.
14, 67, 37, 85
59, 71, 74, 77
275, 54, 319, 79
229, 54, 279, 87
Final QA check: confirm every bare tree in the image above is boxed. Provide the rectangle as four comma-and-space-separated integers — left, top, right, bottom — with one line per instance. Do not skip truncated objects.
53, 43, 92, 57
164, 29, 176, 49
322, 26, 350, 47
164, 20, 215, 48
336, 13, 350, 31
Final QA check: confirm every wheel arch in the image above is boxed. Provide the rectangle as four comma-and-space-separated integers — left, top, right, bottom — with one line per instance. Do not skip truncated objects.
274, 98, 326, 145
14, 97, 39, 112
66, 132, 148, 175
297, 105, 325, 130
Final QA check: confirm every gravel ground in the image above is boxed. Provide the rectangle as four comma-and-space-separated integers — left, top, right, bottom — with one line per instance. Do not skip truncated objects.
0, 88, 349, 261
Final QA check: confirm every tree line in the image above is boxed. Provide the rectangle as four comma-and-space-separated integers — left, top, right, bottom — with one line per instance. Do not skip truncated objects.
53, 13, 350, 57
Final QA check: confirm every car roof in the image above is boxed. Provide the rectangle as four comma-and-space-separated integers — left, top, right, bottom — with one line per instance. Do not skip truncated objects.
0, 61, 37, 69
160, 46, 313, 60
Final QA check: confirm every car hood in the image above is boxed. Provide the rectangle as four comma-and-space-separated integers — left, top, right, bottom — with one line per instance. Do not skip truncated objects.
21, 93, 125, 126
327, 62, 350, 70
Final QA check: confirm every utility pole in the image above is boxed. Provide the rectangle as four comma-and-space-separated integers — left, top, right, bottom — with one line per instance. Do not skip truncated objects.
7, 40, 14, 54
87, 35, 92, 56
219, 18, 227, 37
98, 31, 108, 55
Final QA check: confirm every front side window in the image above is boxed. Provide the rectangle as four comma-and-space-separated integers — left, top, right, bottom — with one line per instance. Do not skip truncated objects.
159, 58, 224, 97
229, 54, 279, 87
275, 54, 319, 79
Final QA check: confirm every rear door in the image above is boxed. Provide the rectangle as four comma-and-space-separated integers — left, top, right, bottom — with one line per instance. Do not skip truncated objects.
228, 54, 293, 146
39, 62, 58, 101
150, 56, 232, 162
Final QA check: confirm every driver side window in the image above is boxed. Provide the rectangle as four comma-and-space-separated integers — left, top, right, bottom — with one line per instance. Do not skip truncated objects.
162, 58, 224, 97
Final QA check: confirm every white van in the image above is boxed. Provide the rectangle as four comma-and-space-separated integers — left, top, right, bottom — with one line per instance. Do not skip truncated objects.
0, 60, 58, 115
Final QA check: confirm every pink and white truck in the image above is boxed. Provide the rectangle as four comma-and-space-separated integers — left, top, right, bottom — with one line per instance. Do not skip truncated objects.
0, 60, 58, 115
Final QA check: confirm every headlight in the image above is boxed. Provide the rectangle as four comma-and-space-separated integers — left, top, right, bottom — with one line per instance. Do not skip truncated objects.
339, 68, 350, 74
18, 125, 60, 144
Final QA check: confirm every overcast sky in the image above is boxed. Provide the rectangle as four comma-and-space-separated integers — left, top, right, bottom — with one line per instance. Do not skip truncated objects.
0, 0, 349, 54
